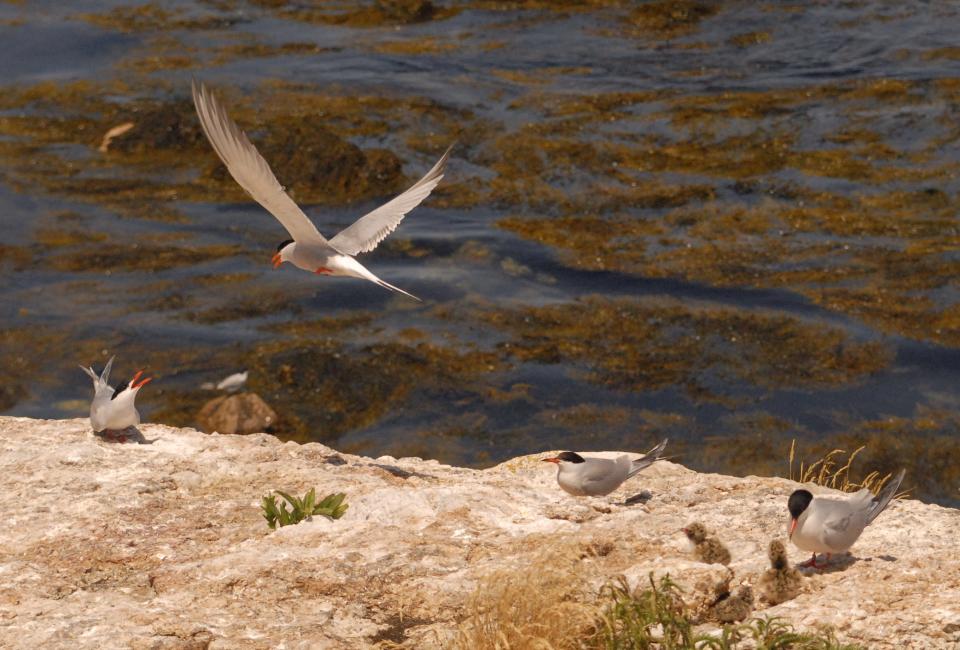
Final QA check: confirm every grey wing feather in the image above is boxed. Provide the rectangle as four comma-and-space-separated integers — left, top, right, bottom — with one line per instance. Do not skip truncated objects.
191, 80, 327, 245
627, 438, 668, 479
866, 469, 905, 524
330, 144, 453, 256
80, 365, 98, 384
99, 355, 114, 386
580, 457, 621, 488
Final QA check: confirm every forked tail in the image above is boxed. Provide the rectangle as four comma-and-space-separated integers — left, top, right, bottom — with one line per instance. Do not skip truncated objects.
627, 438, 669, 478
866, 468, 905, 524
372, 276, 421, 302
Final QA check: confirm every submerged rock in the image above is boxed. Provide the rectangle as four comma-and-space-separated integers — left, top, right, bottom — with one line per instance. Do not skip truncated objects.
197, 392, 278, 434
375, 0, 434, 23
254, 118, 405, 204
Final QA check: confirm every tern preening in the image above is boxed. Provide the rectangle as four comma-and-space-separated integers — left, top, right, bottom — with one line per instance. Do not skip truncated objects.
542, 438, 668, 497
80, 356, 152, 442
787, 469, 905, 568
192, 80, 453, 301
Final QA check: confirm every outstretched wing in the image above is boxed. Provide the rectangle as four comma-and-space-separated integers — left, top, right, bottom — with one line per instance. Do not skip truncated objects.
192, 80, 328, 245
330, 144, 453, 256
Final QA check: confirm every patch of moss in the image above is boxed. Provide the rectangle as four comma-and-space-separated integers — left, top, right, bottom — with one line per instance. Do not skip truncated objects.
372, 37, 458, 56
186, 294, 303, 324
245, 339, 504, 440
34, 229, 109, 248
78, 3, 237, 32
922, 46, 960, 60
212, 42, 338, 64
625, 1, 720, 39
727, 30, 771, 47
48, 242, 244, 273
477, 296, 891, 398
0, 244, 33, 270
254, 0, 460, 28
492, 66, 593, 86
0, 79, 460, 220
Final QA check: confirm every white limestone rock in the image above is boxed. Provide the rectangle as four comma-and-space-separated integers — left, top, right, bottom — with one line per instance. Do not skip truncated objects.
0, 416, 957, 649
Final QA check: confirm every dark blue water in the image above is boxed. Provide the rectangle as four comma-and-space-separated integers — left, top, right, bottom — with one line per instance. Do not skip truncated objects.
0, 1, 958, 504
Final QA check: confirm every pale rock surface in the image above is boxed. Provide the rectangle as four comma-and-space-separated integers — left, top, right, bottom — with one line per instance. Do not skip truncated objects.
0, 416, 958, 648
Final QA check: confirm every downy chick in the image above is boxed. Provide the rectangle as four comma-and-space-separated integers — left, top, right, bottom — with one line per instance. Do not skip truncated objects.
710, 585, 753, 623
758, 539, 803, 605
683, 522, 732, 566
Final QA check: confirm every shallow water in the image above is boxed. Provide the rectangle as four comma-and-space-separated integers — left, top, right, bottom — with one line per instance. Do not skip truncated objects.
1, 1, 958, 505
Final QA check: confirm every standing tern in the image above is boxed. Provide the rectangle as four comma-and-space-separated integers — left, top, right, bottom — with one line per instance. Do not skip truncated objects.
80, 356, 152, 442
542, 438, 668, 497
787, 469, 905, 568
192, 80, 453, 301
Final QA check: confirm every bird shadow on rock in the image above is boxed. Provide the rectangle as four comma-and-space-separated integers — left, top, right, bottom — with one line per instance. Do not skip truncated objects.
369, 463, 436, 481
798, 553, 858, 574
622, 490, 653, 506
93, 426, 156, 445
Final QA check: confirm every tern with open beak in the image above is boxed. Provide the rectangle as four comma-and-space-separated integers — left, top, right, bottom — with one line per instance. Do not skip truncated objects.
80, 356, 152, 442
542, 438, 668, 497
192, 80, 452, 301
787, 468, 905, 568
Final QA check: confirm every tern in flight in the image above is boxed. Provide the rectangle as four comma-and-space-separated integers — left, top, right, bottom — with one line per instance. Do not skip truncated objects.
192, 80, 452, 301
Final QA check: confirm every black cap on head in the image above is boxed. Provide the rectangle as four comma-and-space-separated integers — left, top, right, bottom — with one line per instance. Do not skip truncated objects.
276, 239, 294, 252
557, 451, 585, 463
788, 489, 813, 519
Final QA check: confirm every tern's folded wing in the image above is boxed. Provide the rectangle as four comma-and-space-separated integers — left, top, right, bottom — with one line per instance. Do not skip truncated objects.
192, 80, 328, 245
330, 144, 452, 256
818, 500, 865, 551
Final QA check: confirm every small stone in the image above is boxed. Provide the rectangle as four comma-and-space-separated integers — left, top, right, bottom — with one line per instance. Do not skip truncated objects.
197, 392, 278, 435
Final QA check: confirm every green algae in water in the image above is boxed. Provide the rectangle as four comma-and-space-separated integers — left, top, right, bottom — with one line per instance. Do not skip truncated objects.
477, 296, 891, 398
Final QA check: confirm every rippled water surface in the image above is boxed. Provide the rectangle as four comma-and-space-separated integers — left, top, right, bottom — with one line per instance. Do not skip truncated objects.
1, 1, 958, 504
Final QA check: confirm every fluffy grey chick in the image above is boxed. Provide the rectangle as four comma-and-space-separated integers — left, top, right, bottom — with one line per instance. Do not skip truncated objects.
710, 585, 753, 623
758, 539, 803, 605
683, 522, 732, 566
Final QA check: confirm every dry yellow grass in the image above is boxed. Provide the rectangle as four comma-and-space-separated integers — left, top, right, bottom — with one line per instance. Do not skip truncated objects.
788, 439, 907, 496
451, 545, 600, 650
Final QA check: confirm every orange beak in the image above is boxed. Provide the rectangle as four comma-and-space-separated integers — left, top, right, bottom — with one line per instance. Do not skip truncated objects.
542, 457, 560, 464
131, 369, 152, 390
271, 252, 282, 269
789, 518, 797, 539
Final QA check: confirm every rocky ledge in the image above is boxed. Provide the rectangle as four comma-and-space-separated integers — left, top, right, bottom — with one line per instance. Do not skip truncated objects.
1, 417, 957, 649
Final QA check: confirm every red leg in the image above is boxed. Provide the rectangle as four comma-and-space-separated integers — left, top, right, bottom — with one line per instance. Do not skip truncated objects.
314, 267, 332, 275
799, 553, 820, 568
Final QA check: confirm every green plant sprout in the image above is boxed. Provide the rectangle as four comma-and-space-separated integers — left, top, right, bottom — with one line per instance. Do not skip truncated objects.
261, 488, 348, 530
